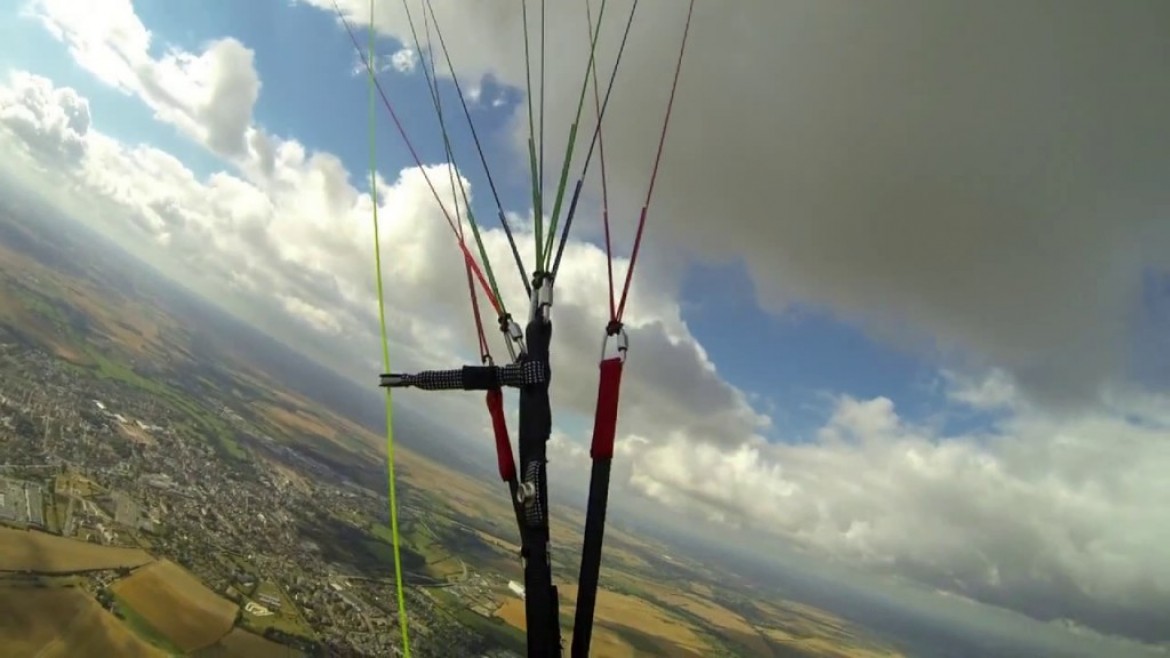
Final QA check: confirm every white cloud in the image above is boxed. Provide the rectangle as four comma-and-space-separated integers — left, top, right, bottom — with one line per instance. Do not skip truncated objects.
7, 0, 1170, 645
315, 0, 1170, 409
0, 70, 90, 168
943, 368, 1019, 412
622, 384, 1170, 641
350, 51, 414, 78
390, 47, 418, 74
7, 62, 1169, 647
30, 0, 260, 159
464, 82, 482, 105
0, 62, 762, 503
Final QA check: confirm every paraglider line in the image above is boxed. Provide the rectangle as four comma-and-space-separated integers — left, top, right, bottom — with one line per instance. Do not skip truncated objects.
549, 0, 639, 282
363, 0, 412, 653
421, 0, 531, 299
411, 2, 521, 540
333, 1, 502, 318
414, 7, 527, 551
401, 0, 509, 329
521, 0, 544, 268
542, 0, 609, 271
539, 0, 547, 256
572, 3, 695, 655
616, 0, 695, 322
586, 0, 616, 322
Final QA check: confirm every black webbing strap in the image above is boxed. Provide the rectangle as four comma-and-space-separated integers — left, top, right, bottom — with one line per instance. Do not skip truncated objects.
571, 459, 611, 657
517, 316, 559, 657
379, 361, 545, 390
571, 351, 625, 658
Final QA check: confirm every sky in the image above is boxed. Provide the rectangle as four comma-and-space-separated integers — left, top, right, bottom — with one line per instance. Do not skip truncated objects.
1, 0, 1169, 650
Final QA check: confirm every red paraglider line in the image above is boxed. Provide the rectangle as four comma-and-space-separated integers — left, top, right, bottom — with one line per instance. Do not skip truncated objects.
614, 0, 695, 322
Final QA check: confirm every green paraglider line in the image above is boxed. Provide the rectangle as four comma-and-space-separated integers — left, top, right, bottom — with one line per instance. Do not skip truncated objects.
333, 2, 694, 657
420, 0, 530, 298
542, 0, 609, 271
522, 0, 543, 269
364, 0, 412, 654
399, 0, 508, 321
334, 1, 501, 316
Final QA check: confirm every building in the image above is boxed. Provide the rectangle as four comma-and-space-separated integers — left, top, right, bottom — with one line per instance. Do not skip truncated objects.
256, 592, 283, 610
508, 580, 525, 600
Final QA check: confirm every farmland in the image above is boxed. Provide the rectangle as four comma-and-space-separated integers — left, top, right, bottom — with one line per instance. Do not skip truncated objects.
0, 585, 165, 657
111, 559, 239, 652
0, 527, 153, 573
195, 627, 304, 658
0, 200, 915, 657
495, 583, 710, 657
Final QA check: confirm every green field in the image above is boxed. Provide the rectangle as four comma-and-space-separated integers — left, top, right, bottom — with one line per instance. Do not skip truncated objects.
80, 347, 247, 461
113, 594, 186, 655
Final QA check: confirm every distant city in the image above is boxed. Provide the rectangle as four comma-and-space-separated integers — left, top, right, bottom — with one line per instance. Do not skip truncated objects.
0, 335, 524, 657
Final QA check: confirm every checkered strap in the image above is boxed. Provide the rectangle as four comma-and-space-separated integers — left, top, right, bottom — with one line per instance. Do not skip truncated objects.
380, 361, 545, 391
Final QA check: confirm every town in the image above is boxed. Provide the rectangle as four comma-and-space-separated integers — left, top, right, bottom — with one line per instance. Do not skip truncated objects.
0, 335, 524, 657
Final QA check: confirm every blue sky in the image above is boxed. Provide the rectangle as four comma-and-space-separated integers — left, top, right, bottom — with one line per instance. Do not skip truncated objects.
1, 3, 222, 174
4, 1, 1170, 649
0, 0, 967, 443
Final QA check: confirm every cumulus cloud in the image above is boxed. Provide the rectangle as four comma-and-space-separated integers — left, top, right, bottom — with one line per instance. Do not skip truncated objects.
349, 49, 416, 78
30, 0, 260, 159
0, 71, 91, 168
623, 384, 1170, 642
9, 0, 1170, 645
390, 47, 418, 74
943, 368, 1019, 412
0, 59, 761, 479
317, 0, 1170, 409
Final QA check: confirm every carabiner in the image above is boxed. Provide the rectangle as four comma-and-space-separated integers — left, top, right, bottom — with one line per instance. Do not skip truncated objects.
600, 324, 629, 362
499, 314, 527, 362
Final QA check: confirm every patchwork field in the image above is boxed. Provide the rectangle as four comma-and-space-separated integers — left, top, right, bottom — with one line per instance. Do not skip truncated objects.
116, 420, 158, 446
495, 583, 711, 658
0, 585, 165, 657
0, 238, 178, 366
111, 559, 238, 652
255, 402, 342, 443
492, 597, 641, 656
0, 527, 153, 572
0, 206, 914, 658
195, 627, 304, 658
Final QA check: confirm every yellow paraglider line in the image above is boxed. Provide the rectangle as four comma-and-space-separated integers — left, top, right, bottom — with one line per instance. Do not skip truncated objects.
364, 0, 412, 654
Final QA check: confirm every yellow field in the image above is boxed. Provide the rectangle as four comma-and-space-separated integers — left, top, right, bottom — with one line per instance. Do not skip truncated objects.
248, 361, 658, 580
752, 599, 906, 658
0, 585, 165, 657
0, 240, 175, 364
495, 597, 641, 656
754, 598, 853, 634
473, 528, 521, 555
245, 379, 387, 459
495, 583, 710, 657
195, 627, 303, 658
0, 527, 153, 572
614, 572, 778, 656
111, 559, 237, 652
652, 589, 770, 655
688, 582, 714, 598
116, 421, 157, 446
565, 584, 709, 657
398, 449, 520, 523
54, 473, 103, 497
256, 455, 315, 495
0, 282, 86, 364
761, 626, 905, 658
255, 403, 341, 443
